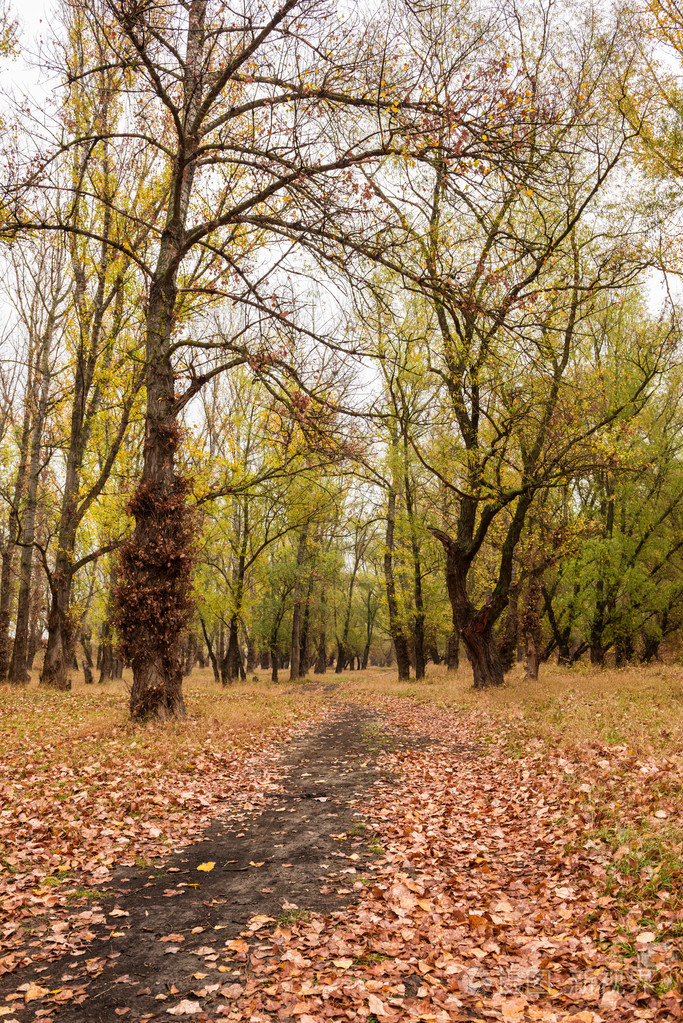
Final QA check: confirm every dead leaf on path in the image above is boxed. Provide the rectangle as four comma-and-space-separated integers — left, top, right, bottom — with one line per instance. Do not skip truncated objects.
248, 915, 274, 930
167, 999, 202, 1015
367, 993, 386, 1015
600, 990, 621, 1010
24, 984, 49, 1003
197, 862, 215, 871
160, 933, 185, 943
249, 861, 265, 867
501, 998, 528, 1020
220, 984, 243, 997
109, 909, 129, 917
636, 931, 657, 943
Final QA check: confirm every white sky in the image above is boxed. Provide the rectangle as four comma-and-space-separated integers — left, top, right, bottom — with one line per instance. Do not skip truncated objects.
1, 0, 55, 99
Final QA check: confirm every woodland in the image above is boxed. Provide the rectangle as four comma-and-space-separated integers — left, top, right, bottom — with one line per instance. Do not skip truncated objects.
2, 4, 683, 1021
2, 0, 683, 716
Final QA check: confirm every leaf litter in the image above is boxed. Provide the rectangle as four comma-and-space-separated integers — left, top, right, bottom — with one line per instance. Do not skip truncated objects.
0, 685, 681, 1022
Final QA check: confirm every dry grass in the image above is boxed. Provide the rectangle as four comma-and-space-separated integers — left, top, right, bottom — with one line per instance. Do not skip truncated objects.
338, 661, 683, 758
0, 666, 325, 766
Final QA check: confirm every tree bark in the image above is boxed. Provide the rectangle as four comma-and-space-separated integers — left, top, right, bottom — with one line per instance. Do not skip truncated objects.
114, 0, 208, 720
10, 317, 54, 684
403, 446, 425, 680
314, 587, 327, 673
446, 631, 459, 672
199, 616, 220, 684
289, 523, 308, 681
522, 577, 542, 681
384, 479, 411, 682
498, 583, 520, 673
0, 376, 32, 681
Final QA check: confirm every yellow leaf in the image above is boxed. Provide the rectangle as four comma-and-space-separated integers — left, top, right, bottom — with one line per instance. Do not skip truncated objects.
197, 862, 215, 872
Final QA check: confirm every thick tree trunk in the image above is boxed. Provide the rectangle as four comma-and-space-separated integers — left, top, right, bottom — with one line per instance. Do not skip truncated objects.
115, 342, 192, 719
462, 616, 505, 689
113, 0, 207, 720
641, 633, 660, 664
525, 633, 539, 681
522, 577, 542, 681
41, 556, 74, 690
335, 639, 346, 674
432, 529, 506, 689
614, 631, 634, 668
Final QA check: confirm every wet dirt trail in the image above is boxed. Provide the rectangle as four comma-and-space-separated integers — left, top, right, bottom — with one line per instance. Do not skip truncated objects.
0, 701, 410, 1023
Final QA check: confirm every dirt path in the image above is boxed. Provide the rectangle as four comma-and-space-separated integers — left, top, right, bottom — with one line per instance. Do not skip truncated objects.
1, 701, 412, 1022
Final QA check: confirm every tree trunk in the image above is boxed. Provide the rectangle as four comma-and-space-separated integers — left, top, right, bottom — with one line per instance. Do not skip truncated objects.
446, 631, 459, 672
10, 321, 54, 684
199, 617, 220, 684
542, 584, 572, 665
384, 468, 411, 682
0, 384, 32, 681
113, 0, 208, 720
289, 524, 308, 681
314, 588, 327, 673
404, 452, 425, 680
40, 562, 74, 690
184, 632, 196, 675
522, 577, 542, 681
81, 626, 94, 684
462, 616, 505, 689
498, 583, 520, 673
222, 614, 242, 684
246, 635, 256, 674
432, 529, 506, 689
298, 572, 313, 677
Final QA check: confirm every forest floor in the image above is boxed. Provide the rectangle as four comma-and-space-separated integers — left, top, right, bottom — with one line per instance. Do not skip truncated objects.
0, 665, 682, 1023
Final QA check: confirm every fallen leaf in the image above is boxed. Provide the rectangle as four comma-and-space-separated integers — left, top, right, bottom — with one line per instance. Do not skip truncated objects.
367, 993, 386, 1015
197, 862, 215, 872
167, 999, 202, 1015
24, 984, 49, 1003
